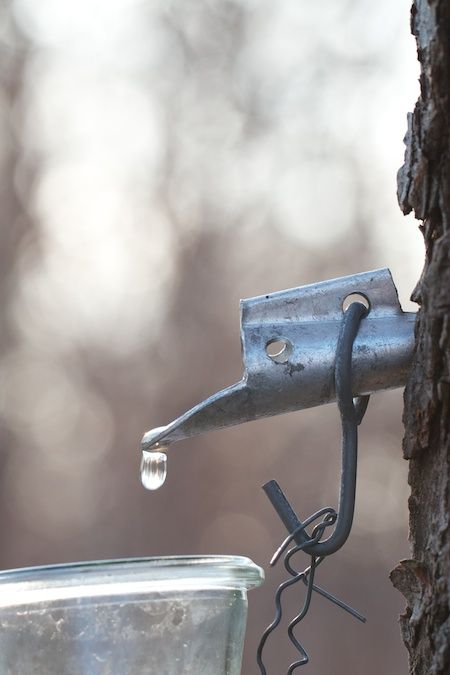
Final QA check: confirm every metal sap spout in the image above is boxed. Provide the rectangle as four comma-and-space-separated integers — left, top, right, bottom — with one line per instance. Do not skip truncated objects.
141, 268, 416, 451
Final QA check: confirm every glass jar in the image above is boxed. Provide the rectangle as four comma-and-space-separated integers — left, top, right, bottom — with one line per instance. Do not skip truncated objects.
0, 555, 264, 675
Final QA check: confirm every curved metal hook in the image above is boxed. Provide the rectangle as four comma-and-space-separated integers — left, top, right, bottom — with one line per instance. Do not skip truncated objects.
263, 301, 370, 557
257, 304, 369, 673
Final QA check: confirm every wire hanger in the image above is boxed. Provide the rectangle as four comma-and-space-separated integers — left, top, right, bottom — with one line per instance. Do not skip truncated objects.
257, 301, 369, 674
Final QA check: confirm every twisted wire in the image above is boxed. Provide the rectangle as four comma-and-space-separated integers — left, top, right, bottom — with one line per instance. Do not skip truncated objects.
256, 511, 337, 675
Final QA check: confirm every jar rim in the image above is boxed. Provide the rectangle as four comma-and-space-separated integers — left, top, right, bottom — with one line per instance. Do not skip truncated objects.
0, 555, 264, 606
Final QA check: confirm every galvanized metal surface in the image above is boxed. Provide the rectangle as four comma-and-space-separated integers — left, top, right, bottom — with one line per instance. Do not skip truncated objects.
142, 268, 416, 450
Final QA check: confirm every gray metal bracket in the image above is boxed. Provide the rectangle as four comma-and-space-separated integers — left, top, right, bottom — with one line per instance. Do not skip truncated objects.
142, 268, 416, 450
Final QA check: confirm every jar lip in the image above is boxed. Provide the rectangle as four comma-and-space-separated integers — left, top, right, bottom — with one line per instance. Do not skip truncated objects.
0, 555, 264, 595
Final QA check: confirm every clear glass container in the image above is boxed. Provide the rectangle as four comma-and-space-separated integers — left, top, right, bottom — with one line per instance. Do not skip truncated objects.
0, 555, 264, 675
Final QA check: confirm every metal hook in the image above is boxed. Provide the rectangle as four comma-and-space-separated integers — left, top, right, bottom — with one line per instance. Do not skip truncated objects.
263, 301, 369, 557
257, 301, 369, 673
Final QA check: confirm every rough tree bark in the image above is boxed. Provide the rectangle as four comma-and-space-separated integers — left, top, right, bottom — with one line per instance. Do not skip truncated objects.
390, 1, 450, 673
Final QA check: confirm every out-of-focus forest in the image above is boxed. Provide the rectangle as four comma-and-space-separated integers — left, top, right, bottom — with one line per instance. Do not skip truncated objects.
0, 0, 423, 673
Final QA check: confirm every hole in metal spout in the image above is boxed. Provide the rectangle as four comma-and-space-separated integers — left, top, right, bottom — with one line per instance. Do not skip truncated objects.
342, 292, 370, 312
266, 338, 292, 364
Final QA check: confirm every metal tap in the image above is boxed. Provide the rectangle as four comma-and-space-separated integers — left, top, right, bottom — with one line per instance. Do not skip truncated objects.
141, 268, 416, 451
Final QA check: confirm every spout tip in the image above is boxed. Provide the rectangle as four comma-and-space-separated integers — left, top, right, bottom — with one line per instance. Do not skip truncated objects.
141, 425, 169, 450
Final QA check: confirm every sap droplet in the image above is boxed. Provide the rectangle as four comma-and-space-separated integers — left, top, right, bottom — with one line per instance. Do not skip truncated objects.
140, 449, 168, 490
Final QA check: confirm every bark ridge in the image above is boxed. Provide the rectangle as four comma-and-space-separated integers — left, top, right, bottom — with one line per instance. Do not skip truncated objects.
392, 1, 450, 673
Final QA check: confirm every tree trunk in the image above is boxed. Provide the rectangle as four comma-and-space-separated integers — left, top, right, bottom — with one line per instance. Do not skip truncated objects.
390, 1, 450, 673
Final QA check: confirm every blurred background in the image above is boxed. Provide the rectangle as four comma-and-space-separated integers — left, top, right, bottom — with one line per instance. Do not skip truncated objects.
0, 0, 423, 673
